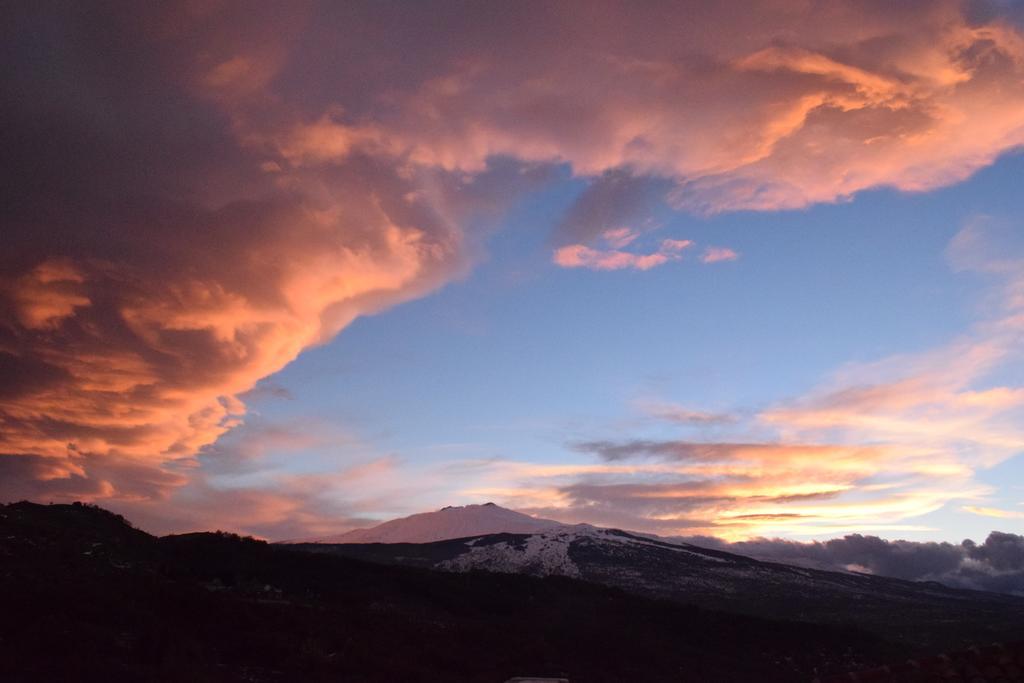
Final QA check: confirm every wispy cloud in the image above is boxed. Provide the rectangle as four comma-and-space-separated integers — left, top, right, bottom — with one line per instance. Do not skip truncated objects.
553, 238, 692, 271
643, 403, 738, 425
680, 531, 1024, 596
601, 228, 640, 249
701, 247, 740, 263
963, 505, 1024, 519
552, 172, 671, 246
471, 218, 1024, 538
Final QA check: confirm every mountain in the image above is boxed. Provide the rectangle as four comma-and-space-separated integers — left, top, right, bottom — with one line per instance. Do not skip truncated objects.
293, 524, 1024, 651
0, 501, 901, 682
296, 502, 566, 543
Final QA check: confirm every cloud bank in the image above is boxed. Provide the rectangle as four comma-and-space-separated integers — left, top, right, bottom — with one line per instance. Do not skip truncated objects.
682, 531, 1024, 596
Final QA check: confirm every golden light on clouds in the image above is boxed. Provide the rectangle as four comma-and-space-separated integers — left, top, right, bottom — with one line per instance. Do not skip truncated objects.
441, 218, 1024, 539
2, 1, 1024, 539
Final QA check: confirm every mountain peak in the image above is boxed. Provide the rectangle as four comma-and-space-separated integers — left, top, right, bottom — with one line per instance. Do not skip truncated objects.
301, 503, 566, 544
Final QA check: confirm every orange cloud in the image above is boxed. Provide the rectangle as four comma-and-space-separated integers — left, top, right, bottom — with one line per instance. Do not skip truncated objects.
4, 1, 1024, 537
962, 506, 1024, 520
0, 3, 475, 514
264, 2, 1024, 214
0, 203, 460, 467
8, 261, 91, 330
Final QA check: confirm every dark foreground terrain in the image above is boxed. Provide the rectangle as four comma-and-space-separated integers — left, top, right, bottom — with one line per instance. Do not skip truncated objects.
297, 526, 1024, 651
0, 502, 904, 682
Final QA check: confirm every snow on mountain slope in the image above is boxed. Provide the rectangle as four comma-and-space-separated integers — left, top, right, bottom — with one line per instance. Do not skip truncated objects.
301, 503, 566, 544
438, 526, 730, 578
441, 527, 586, 577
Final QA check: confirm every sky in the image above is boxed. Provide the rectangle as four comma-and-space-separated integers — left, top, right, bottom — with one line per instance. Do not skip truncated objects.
2, 0, 1024, 544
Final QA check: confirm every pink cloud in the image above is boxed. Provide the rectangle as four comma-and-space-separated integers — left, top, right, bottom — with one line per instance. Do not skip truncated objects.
554, 237, 692, 271
602, 227, 640, 248
661, 239, 694, 253
701, 247, 740, 263
5, 2, 1024, 538
264, 3, 1024, 214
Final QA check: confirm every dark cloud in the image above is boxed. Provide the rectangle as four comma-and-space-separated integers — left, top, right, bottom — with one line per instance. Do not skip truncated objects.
241, 382, 295, 402
681, 532, 1024, 596
0, 353, 72, 401
572, 439, 832, 462
573, 439, 733, 461
0, 453, 186, 504
552, 171, 671, 246
965, 531, 1024, 571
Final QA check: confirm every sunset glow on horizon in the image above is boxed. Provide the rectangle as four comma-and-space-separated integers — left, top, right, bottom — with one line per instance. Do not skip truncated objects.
3, 0, 1024, 542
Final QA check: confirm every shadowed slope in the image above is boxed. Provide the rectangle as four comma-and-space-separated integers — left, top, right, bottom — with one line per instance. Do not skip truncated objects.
0, 501, 897, 682
298, 526, 1024, 651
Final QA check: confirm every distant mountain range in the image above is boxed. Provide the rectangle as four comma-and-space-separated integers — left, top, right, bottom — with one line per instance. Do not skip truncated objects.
290, 504, 1024, 651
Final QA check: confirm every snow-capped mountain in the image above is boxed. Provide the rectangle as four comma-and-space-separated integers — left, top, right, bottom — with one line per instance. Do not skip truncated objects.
292, 523, 1024, 650
297, 502, 566, 544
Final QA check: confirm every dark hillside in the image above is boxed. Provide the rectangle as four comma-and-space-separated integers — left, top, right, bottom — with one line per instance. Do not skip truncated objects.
295, 526, 1024, 652
0, 501, 896, 682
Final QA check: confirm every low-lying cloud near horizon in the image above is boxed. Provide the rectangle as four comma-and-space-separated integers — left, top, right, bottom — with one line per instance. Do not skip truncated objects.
683, 531, 1024, 596
2, 1, 1024, 537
